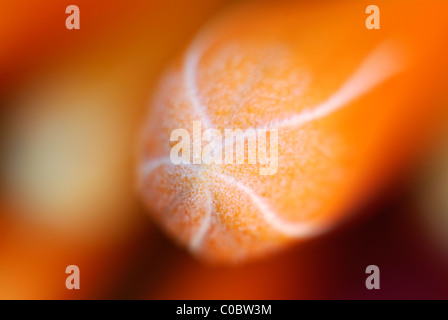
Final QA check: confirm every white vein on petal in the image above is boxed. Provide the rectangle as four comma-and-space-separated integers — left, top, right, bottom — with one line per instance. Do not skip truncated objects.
188, 187, 213, 252
184, 30, 214, 129
214, 172, 321, 237
263, 40, 407, 130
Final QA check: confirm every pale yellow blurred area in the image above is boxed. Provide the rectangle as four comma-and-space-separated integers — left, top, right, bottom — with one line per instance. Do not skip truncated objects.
3, 72, 139, 240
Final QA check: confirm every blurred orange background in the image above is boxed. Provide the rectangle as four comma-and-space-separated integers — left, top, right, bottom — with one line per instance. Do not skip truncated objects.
1, 0, 448, 299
